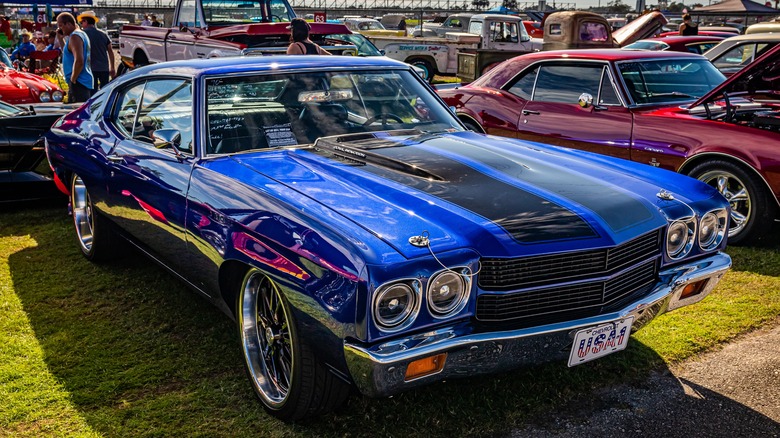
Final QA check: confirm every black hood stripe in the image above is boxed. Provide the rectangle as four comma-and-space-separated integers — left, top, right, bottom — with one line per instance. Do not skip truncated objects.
419, 136, 654, 232
319, 136, 599, 243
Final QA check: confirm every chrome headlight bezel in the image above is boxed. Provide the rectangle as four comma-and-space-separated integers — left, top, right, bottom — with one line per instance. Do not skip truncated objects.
698, 209, 728, 251
427, 268, 471, 319
39, 92, 51, 103
666, 218, 696, 260
52, 90, 64, 102
372, 280, 422, 333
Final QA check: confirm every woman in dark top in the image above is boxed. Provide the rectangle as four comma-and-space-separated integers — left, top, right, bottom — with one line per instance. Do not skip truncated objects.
286, 18, 332, 55
679, 14, 698, 36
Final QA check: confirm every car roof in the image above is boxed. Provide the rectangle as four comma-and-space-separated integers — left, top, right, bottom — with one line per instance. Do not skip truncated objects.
717, 32, 780, 42
516, 48, 705, 62
128, 56, 411, 79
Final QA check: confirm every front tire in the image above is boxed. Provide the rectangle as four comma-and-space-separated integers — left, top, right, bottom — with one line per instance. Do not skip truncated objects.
688, 160, 776, 245
70, 174, 119, 261
238, 269, 349, 421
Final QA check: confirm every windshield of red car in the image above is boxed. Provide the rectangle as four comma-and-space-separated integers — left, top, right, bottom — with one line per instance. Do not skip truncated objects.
618, 58, 726, 105
204, 69, 462, 154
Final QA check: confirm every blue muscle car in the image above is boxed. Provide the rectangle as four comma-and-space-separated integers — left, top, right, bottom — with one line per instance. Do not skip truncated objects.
45, 56, 731, 421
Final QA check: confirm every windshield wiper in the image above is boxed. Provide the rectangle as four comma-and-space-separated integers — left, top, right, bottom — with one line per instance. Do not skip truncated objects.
648, 91, 697, 98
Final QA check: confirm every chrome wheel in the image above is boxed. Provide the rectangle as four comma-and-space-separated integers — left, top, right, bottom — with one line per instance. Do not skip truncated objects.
239, 271, 293, 408
71, 175, 95, 253
697, 169, 750, 239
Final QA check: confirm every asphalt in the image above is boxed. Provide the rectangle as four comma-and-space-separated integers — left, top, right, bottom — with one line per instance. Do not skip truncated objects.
510, 318, 780, 437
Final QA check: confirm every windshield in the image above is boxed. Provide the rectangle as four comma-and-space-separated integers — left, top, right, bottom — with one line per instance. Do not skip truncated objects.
325, 34, 382, 56
623, 40, 670, 51
205, 69, 462, 154
202, 0, 294, 24
0, 48, 11, 68
618, 58, 726, 105
0, 99, 22, 116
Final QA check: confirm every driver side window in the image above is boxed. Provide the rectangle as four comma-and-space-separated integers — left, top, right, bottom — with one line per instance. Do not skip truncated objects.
533, 64, 602, 103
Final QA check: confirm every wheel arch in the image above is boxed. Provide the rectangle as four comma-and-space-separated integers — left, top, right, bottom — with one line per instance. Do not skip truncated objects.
457, 113, 485, 133
405, 55, 437, 79
679, 152, 780, 209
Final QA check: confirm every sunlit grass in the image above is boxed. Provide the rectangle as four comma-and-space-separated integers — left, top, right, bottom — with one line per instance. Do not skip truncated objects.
1, 204, 778, 437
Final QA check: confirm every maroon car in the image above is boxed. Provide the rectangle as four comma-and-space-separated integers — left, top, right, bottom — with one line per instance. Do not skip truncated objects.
623, 35, 724, 54
438, 48, 780, 244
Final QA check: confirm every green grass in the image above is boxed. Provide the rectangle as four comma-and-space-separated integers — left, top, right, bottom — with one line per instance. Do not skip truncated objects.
2, 202, 779, 437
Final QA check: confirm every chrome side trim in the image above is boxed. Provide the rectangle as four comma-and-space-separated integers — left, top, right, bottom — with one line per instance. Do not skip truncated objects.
344, 252, 730, 397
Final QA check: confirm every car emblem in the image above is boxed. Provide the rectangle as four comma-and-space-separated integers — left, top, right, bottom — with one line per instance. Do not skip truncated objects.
657, 190, 675, 200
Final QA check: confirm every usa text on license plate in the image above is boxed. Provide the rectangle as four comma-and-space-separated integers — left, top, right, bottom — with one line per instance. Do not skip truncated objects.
568, 317, 634, 367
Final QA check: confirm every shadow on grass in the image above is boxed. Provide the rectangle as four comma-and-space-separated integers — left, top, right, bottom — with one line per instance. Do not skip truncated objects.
3, 205, 778, 437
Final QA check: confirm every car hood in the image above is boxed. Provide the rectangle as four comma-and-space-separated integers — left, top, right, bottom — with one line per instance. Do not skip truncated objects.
231, 131, 714, 259
613, 11, 668, 47
689, 43, 780, 108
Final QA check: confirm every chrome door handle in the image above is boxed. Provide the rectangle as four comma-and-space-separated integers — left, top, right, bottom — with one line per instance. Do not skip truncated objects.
107, 155, 124, 163
522, 109, 540, 115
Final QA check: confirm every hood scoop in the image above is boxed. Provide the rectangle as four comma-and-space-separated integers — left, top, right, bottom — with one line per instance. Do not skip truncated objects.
313, 132, 446, 182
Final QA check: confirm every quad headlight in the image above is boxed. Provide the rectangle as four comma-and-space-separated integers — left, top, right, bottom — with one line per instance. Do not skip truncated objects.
52, 90, 64, 102
666, 218, 696, 260
372, 281, 421, 332
427, 269, 470, 318
39, 92, 51, 103
699, 209, 728, 251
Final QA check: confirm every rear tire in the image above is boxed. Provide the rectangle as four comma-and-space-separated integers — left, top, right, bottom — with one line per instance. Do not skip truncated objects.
237, 269, 350, 421
688, 159, 776, 245
409, 58, 435, 82
70, 174, 119, 261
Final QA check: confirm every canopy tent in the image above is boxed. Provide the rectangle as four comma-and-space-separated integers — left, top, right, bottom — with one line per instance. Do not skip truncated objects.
487, 5, 519, 14
694, 0, 777, 15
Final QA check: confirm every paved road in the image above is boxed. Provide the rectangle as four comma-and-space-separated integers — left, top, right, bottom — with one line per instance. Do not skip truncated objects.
511, 319, 780, 437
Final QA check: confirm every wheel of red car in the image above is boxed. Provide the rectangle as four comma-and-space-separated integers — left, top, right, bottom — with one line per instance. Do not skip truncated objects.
689, 160, 776, 245
70, 174, 119, 261
237, 269, 349, 421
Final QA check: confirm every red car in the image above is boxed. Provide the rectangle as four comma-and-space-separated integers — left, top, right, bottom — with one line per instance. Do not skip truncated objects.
623, 35, 724, 54
0, 48, 63, 104
439, 47, 780, 244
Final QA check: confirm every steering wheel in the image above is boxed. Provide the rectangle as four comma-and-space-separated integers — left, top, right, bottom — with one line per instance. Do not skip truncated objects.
362, 113, 404, 128
271, 15, 283, 22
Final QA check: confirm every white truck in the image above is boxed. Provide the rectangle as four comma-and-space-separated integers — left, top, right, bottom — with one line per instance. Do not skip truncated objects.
368, 14, 541, 81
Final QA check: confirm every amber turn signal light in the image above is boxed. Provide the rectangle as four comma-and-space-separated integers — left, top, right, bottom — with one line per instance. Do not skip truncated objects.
680, 279, 708, 300
404, 353, 447, 381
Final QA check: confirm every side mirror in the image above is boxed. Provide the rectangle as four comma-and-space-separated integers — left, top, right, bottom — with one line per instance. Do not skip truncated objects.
578, 93, 594, 108
153, 128, 182, 149
379, 49, 385, 56
521, 35, 530, 42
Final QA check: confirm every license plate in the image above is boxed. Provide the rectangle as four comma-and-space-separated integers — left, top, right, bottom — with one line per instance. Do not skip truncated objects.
568, 317, 634, 367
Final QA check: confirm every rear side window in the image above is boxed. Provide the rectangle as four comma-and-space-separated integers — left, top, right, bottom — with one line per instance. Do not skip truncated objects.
533, 64, 602, 103
507, 66, 539, 100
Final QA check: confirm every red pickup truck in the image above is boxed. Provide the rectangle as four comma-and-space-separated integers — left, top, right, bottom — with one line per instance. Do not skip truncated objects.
118, 0, 366, 73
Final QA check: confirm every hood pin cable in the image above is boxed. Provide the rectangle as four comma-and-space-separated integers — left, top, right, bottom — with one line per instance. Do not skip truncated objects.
409, 230, 482, 279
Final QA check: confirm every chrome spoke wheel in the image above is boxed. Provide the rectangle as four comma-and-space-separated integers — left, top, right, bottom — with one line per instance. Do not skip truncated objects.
698, 170, 750, 239
239, 271, 293, 408
71, 175, 95, 253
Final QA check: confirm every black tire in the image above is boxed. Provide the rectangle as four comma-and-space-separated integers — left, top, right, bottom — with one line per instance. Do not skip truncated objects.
409, 58, 435, 82
237, 269, 350, 421
688, 159, 776, 245
116, 62, 128, 77
70, 174, 120, 261
461, 118, 484, 133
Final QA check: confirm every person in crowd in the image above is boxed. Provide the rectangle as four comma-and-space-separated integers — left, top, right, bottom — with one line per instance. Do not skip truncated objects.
43, 31, 58, 51
33, 32, 46, 51
141, 15, 152, 26
78, 10, 115, 92
56, 12, 94, 103
286, 18, 331, 55
679, 14, 698, 35
151, 15, 161, 27
11, 30, 36, 62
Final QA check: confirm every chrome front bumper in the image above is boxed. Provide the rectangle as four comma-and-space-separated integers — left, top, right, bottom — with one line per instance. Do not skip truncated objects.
344, 252, 731, 397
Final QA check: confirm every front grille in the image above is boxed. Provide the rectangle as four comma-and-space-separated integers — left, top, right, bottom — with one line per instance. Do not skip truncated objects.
478, 229, 661, 291
475, 260, 659, 322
